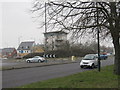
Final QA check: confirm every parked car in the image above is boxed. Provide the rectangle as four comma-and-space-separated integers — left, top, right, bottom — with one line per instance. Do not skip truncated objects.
0, 57, 8, 60
100, 54, 108, 60
15, 56, 23, 59
106, 53, 111, 56
80, 54, 98, 69
26, 56, 45, 63
96, 54, 108, 60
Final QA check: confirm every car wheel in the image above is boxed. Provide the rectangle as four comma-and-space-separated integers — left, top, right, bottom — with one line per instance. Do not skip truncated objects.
27, 60, 30, 63
91, 64, 95, 69
105, 57, 107, 60
38, 60, 41, 63
80, 66, 84, 68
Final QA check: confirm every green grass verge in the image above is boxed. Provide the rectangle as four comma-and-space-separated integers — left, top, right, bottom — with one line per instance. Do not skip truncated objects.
19, 65, 119, 88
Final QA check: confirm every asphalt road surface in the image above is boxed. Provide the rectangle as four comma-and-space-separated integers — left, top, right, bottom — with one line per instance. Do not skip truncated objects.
2, 57, 114, 88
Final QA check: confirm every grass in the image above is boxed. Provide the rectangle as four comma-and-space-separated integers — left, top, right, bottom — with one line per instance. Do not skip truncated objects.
19, 65, 119, 88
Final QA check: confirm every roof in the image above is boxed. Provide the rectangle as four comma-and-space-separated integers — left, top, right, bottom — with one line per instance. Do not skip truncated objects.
0, 49, 2, 53
2, 48, 16, 53
17, 41, 35, 50
44, 31, 68, 35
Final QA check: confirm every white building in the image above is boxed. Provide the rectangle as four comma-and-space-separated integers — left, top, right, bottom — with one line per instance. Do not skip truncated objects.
44, 31, 68, 51
17, 41, 35, 57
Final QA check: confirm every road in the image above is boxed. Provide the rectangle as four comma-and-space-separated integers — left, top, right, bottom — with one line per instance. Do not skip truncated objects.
2, 57, 114, 88
1, 58, 78, 68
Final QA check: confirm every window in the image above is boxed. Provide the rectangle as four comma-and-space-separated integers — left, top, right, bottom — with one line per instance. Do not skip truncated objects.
26, 46, 29, 49
21, 46, 23, 49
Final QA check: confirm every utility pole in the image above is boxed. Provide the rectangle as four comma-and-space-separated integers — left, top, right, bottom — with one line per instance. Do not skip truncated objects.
44, 2, 47, 52
44, 2, 48, 61
96, 2, 101, 72
45, 2, 47, 33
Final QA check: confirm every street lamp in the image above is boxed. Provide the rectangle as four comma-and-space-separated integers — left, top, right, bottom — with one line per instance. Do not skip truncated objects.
45, 2, 47, 33
97, 26, 101, 72
96, 3, 101, 72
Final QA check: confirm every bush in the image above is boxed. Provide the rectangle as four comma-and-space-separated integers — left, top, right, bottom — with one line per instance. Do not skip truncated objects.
44, 48, 95, 58
23, 53, 44, 58
23, 43, 96, 58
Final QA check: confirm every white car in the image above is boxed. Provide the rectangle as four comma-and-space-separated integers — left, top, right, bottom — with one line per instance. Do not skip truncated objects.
80, 54, 98, 69
26, 56, 45, 63
0, 58, 8, 60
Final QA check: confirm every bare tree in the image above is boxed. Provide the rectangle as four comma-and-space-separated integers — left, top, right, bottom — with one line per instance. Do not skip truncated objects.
32, 1, 120, 75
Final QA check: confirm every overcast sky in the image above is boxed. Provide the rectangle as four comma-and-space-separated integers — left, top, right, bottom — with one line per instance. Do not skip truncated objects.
0, 0, 47, 49
0, 0, 113, 49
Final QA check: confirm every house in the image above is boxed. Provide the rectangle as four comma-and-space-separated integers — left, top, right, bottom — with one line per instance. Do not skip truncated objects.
0, 49, 2, 58
17, 41, 35, 57
1, 48, 17, 58
44, 31, 68, 51
32, 44, 44, 53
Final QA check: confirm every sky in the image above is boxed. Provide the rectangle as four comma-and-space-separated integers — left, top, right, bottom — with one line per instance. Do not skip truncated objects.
0, 0, 47, 49
0, 0, 114, 49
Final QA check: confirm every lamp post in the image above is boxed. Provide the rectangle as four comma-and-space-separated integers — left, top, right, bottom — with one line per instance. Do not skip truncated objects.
97, 26, 101, 72
96, 3, 101, 72
45, 2, 47, 33
44, 2, 47, 52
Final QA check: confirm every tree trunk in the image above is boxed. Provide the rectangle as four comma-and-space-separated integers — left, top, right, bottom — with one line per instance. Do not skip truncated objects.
113, 38, 120, 75
114, 42, 120, 75
111, 27, 120, 75
109, 2, 120, 75
113, 34, 120, 89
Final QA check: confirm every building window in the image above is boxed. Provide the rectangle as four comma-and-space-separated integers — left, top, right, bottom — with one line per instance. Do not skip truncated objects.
26, 46, 29, 49
21, 46, 23, 49
19, 50, 23, 53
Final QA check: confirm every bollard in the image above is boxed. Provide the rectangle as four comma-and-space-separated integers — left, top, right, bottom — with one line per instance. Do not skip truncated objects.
71, 56, 75, 61
45, 59, 47, 63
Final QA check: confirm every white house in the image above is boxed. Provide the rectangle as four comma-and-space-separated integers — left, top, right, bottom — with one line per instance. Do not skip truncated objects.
17, 41, 35, 57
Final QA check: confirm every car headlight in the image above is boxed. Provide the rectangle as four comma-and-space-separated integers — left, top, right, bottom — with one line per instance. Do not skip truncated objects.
89, 62, 93, 66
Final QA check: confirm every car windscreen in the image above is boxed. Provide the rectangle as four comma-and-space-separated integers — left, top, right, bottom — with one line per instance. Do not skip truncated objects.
83, 55, 95, 60
34, 56, 39, 58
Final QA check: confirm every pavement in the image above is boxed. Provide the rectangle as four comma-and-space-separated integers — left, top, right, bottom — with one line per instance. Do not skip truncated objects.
1, 57, 82, 70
